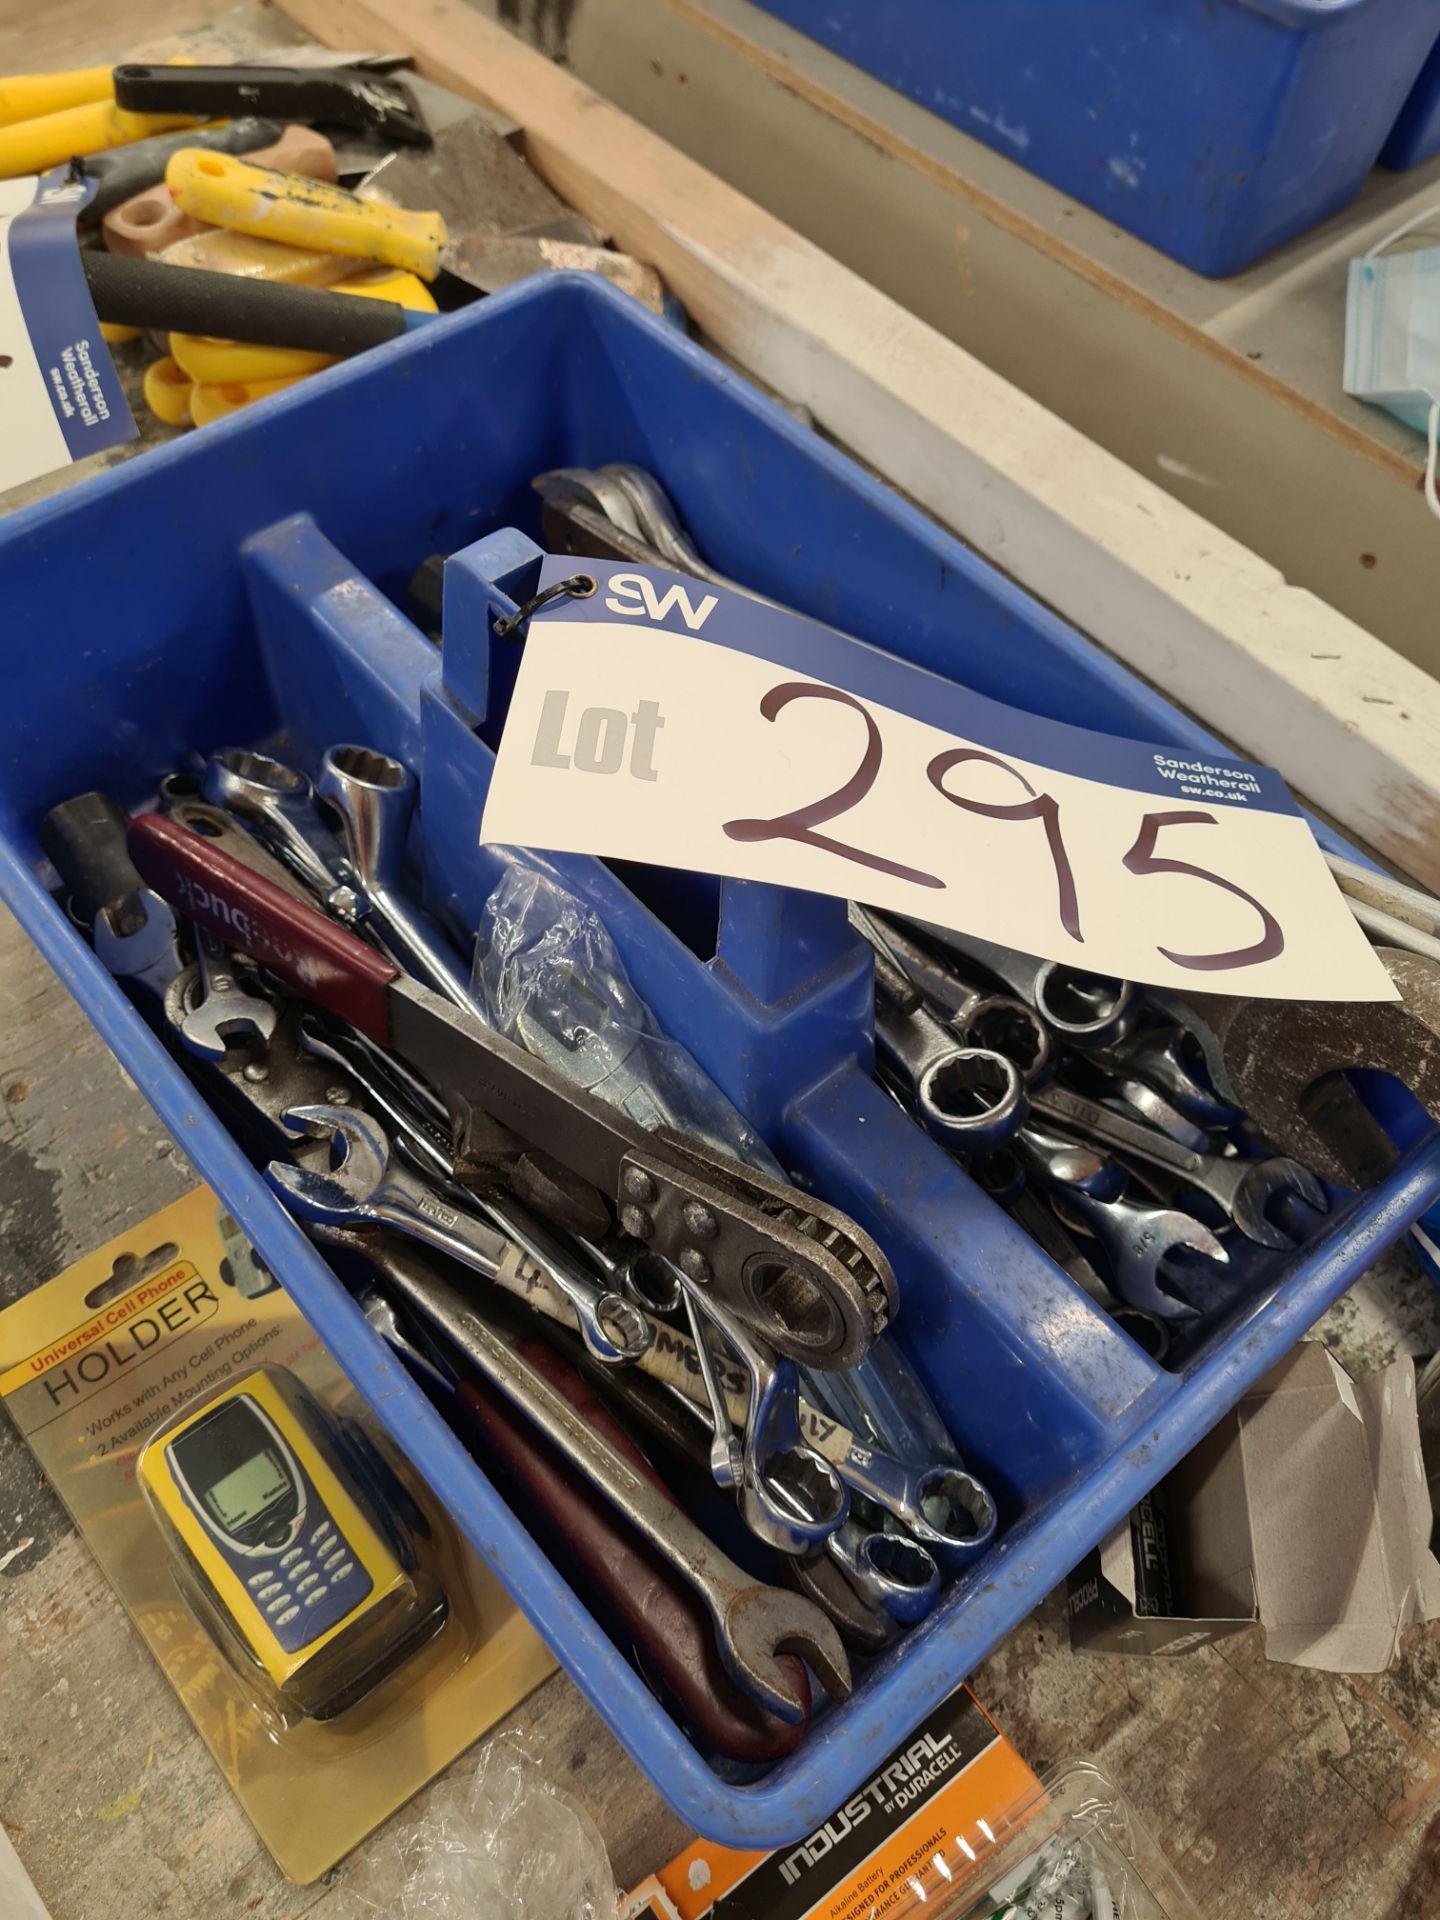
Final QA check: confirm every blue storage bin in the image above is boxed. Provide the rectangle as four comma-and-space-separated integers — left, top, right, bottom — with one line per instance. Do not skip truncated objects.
751, 0, 1440, 276
1381, 32, 1440, 168
0, 276, 1436, 1847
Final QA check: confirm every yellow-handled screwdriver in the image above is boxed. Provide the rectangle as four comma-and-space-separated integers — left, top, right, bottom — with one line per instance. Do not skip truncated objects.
0, 101, 204, 180
168, 149, 446, 281
0, 65, 114, 127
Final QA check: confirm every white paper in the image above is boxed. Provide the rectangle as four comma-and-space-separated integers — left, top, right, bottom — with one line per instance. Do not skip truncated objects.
481, 570, 1396, 1001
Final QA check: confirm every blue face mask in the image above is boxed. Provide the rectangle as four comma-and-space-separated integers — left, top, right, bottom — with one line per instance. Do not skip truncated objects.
1344, 209, 1440, 517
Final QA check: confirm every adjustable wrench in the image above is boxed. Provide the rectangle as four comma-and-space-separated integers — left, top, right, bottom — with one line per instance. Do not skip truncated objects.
1032, 1084, 1326, 1250
360, 1248, 851, 1721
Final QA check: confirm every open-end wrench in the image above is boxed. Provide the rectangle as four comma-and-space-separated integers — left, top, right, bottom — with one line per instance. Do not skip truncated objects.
971, 1151, 1172, 1360
202, 748, 365, 924
851, 906, 1053, 1083
1152, 950, 1440, 1190
1032, 1084, 1326, 1250
315, 745, 476, 1014
177, 927, 278, 1060
1015, 1125, 1213, 1322
40, 791, 186, 997
683, 1284, 850, 1555
826, 1518, 941, 1626
266, 1104, 652, 1367
363, 1280, 813, 1761
364, 1249, 851, 1721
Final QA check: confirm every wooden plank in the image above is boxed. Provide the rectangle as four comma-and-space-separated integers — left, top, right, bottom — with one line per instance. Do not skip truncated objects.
279, 0, 1440, 892
513, 0, 1440, 678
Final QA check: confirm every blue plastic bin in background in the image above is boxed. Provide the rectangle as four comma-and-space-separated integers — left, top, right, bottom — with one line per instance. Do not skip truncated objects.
751, 0, 1439, 275
1381, 32, 1440, 168
1, 277, 1437, 1846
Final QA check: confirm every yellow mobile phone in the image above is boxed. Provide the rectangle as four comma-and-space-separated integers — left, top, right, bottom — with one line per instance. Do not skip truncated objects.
139, 1367, 446, 1720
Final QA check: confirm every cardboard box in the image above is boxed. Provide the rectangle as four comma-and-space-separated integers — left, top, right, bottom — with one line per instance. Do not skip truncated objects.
1068, 1341, 1440, 1671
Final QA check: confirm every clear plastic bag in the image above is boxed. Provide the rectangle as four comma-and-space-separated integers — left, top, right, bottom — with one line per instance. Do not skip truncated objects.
335, 1735, 615, 1920
474, 851, 782, 1176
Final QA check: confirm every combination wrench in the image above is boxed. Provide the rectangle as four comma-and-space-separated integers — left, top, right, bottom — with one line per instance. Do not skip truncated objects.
361, 1249, 852, 1722
1015, 1124, 1216, 1323
1032, 1083, 1326, 1250
266, 1104, 652, 1367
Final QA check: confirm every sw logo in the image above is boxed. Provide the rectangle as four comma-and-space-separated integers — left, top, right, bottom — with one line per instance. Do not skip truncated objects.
603, 571, 718, 631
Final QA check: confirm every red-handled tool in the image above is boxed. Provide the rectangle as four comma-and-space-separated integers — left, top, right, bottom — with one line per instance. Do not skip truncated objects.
464, 1335, 811, 1762
127, 811, 896, 1370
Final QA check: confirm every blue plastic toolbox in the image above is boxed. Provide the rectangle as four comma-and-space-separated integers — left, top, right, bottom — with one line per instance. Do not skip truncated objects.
1, 275, 1437, 1846
750, 0, 1440, 276
1382, 32, 1440, 168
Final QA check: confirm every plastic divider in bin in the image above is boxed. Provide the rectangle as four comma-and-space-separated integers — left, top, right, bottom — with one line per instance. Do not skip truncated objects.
242, 515, 432, 774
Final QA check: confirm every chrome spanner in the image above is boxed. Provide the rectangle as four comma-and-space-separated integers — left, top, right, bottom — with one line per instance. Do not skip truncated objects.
851, 906, 1053, 1083
202, 748, 365, 923
1016, 1124, 1215, 1322
684, 1283, 850, 1555
372, 1249, 851, 1722
316, 745, 476, 1014
177, 926, 278, 1060
829, 1438, 996, 1561
266, 1104, 652, 1366
874, 982, 1028, 1155
905, 922, 1140, 1050
1033, 1084, 1326, 1250
1089, 1023, 1241, 1131
826, 1517, 941, 1625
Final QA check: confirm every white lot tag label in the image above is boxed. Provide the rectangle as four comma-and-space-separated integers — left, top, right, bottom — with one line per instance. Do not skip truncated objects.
480, 563, 1397, 1001
0, 169, 135, 493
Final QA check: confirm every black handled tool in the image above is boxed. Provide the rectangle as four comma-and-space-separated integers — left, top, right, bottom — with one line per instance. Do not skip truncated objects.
78, 118, 283, 222
111, 63, 430, 145
82, 253, 431, 357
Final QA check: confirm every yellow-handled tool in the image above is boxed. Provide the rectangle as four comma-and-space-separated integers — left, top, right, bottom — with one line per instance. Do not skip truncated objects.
170, 267, 438, 385
0, 65, 113, 127
0, 101, 202, 180
168, 148, 446, 280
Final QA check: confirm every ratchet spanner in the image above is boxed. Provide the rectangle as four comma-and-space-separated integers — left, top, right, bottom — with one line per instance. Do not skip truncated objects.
130, 810, 897, 1370
266, 1104, 652, 1367
367, 1248, 852, 1721
1032, 1083, 1326, 1250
